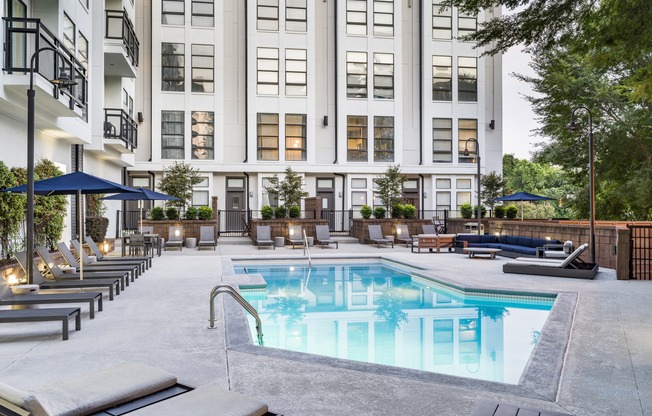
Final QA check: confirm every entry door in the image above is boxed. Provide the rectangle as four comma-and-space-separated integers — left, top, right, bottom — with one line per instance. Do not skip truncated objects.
225, 177, 246, 232
317, 178, 335, 229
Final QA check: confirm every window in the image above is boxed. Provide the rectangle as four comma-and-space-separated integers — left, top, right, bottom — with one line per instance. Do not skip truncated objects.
436, 192, 451, 211
352, 191, 368, 208
347, 0, 367, 35
285, 114, 307, 161
347, 52, 367, 98
285, 49, 307, 96
347, 116, 368, 162
129, 97, 134, 117
258, 0, 279, 31
433, 320, 453, 365
432, 55, 452, 101
257, 47, 279, 95
257, 113, 279, 160
432, 2, 452, 39
191, 44, 214, 93
163, 0, 185, 25
373, 53, 394, 99
192, 0, 214, 27
286, 0, 307, 32
433, 118, 452, 162
351, 178, 367, 189
373, 0, 393, 36
458, 57, 477, 101
191, 111, 214, 159
374, 116, 394, 162
78, 33, 88, 70
456, 191, 471, 209
457, 178, 471, 189
458, 119, 477, 163
436, 179, 451, 189
63, 13, 75, 53
458, 10, 477, 38
162, 43, 185, 91
161, 111, 184, 159
262, 177, 279, 207
192, 191, 209, 206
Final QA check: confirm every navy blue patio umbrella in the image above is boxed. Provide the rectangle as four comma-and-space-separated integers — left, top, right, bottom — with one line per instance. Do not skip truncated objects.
494, 191, 554, 220
2, 171, 139, 282
102, 188, 179, 232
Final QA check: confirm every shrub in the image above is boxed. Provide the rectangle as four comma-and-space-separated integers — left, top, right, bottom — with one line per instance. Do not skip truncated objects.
506, 205, 518, 219
185, 206, 199, 220
360, 205, 372, 219
165, 207, 179, 220
403, 204, 417, 219
494, 205, 506, 218
288, 205, 301, 218
391, 204, 404, 219
460, 203, 473, 219
373, 206, 386, 219
86, 216, 109, 243
197, 206, 213, 220
150, 206, 165, 220
274, 205, 287, 219
261, 205, 274, 220
473, 205, 487, 218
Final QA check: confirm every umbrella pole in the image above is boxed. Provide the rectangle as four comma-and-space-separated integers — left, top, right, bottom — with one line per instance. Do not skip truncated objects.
521, 201, 524, 221
78, 189, 83, 280
139, 200, 143, 233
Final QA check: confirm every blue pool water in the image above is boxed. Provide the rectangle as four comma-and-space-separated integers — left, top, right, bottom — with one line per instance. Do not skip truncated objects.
235, 262, 554, 384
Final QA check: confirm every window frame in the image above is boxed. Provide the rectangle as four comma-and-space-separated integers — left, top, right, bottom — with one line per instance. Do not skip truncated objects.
432, 55, 452, 101
162, 43, 185, 92
373, 0, 394, 36
432, 118, 453, 162
286, 0, 307, 32
347, 51, 368, 98
191, 111, 214, 160
432, 2, 452, 39
257, 0, 279, 31
347, 115, 368, 162
162, 0, 185, 25
347, 0, 367, 35
191, 0, 214, 27
458, 56, 477, 102
285, 48, 307, 96
457, 9, 477, 39
161, 110, 185, 159
191, 44, 214, 93
458, 119, 478, 163
373, 116, 394, 162
63, 13, 75, 53
257, 47, 279, 95
285, 113, 307, 161
373, 53, 394, 99
257, 113, 279, 161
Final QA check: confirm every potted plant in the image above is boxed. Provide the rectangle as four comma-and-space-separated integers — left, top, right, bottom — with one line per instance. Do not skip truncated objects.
360, 205, 372, 219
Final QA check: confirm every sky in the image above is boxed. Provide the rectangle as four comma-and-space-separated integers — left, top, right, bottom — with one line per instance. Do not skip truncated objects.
501, 46, 543, 160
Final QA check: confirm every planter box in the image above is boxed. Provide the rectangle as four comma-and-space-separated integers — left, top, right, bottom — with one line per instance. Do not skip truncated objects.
141, 219, 218, 241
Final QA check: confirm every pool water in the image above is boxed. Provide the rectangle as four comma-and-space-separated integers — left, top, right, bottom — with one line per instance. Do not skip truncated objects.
235, 262, 554, 384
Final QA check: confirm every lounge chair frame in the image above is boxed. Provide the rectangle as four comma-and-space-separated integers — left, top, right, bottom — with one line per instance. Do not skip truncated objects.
165, 226, 184, 251
503, 243, 599, 279
365, 224, 394, 248
57, 242, 139, 281
255, 225, 275, 250
286, 225, 304, 249
0, 290, 102, 319
0, 307, 81, 340
80, 237, 150, 271
393, 223, 412, 247
314, 225, 338, 249
198, 226, 217, 250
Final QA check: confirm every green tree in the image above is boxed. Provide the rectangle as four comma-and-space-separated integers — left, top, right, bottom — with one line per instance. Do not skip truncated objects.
264, 167, 308, 214
0, 162, 23, 262
480, 171, 504, 210
374, 165, 406, 212
157, 162, 203, 213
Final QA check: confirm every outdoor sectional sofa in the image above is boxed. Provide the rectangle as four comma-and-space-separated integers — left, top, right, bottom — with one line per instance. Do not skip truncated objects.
455, 234, 561, 258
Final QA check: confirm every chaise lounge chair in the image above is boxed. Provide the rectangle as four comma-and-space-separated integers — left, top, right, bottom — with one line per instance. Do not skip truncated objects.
198, 226, 217, 250
0, 362, 270, 416
393, 223, 412, 247
37, 246, 130, 291
503, 243, 599, 279
79, 237, 150, 271
15, 251, 120, 301
365, 224, 394, 248
165, 226, 184, 251
286, 225, 304, 249
255, 225, 275, 250
57, 242, 139, 281
314, 225, 338, 249
0, 307, 81, 341
1, 281, 103, 319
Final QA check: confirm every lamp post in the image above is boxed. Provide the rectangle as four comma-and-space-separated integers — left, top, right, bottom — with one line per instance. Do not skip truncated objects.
25, 47, 77, 284
568, 106, 595, 264
464, 138, 481, 235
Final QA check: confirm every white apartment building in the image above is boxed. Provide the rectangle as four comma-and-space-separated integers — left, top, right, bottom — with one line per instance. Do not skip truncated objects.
0, 0, 140, 239
133, 0, 502, 233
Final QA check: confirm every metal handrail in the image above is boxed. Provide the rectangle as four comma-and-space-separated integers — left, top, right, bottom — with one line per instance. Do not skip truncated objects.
209, 284, 263, 346
302, 229, 311, 267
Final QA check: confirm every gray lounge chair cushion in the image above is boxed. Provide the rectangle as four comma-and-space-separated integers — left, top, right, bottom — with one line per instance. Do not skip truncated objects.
128, 385, 269, 416
0, 363, 177, 416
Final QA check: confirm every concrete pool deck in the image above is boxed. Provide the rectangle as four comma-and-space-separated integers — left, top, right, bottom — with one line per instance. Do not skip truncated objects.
1, 238, 650, 416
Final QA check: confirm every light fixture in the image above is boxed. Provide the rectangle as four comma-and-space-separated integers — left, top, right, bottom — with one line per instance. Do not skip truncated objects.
103, 242, 109, 254
423, 192, 428, 198
6, 274, 18, 286
545, 236, 551, 241
396, 226, 402, 235
289, 228, 295, 236
175, 229, 180, 237
338, 191, 342, 197
249, 191, 254, 197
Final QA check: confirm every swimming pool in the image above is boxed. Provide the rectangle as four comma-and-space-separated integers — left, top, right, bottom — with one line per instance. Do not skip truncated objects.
235, 261, 555, 384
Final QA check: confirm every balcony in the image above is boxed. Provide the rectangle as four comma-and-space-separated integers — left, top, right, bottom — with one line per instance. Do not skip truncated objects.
2, 18, 87, 117
105, 10, 139, 78
104, 108, 138, 153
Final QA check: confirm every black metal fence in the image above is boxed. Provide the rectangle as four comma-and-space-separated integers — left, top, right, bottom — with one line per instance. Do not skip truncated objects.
628, 225, 652, 280
115, 210, 140, 238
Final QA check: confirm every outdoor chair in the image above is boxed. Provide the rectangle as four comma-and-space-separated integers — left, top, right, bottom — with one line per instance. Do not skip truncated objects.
503, 244, 599, 279
365, 224, 394, 248
14, 251, 120, 301
255, 225, 275, 250
57, 242, 139, 281
165, 226, 184, 251
129, 234, 146, 256
393, 224, 412, 247
314, 225, 338, 249
198, 226, 217, 250
420, 224, 438, 235
0, 307, 81, 341
81, 237, 151, 270
141, 226, 154, 234
286, 225, 304, 249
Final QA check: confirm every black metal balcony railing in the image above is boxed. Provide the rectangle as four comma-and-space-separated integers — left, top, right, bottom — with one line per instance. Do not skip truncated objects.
105, 10, 139, 67
104, 108, 138, 152
3, 17, 88, 109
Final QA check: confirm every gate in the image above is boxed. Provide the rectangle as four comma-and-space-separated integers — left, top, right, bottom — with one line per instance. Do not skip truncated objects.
629, 225, 652, 280
218, 209, 248, 236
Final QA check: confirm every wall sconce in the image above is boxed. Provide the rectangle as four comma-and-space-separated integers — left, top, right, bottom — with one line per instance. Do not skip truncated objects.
6, 274, 18, 286
249, 191, 254, 197
423, 192, 428, 198
494, 232, 500, 236
396, 227, 403, 236
103, 242, 109, 254
338, 191, 342, 197
175, 229, 180, 237
323, 116, 328, 126
289, 228, 295, 236
545, 236, 551, 241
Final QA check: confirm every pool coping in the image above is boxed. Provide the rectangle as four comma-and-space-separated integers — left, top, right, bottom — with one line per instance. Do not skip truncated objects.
222, 255, 577, 403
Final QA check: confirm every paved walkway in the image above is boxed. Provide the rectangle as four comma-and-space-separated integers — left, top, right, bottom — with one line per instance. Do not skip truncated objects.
1, 238, 650, 416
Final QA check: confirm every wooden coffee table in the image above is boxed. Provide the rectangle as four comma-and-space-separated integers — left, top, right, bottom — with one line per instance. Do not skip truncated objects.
463, 247, 502, 259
